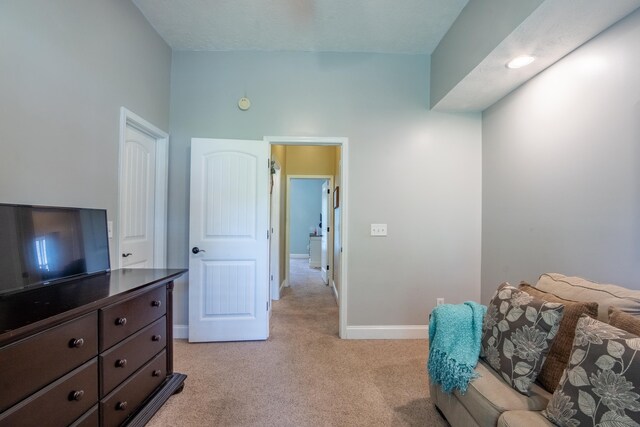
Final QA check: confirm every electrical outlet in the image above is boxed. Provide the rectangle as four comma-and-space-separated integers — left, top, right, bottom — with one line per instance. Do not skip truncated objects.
436, 298, 444, 306
370, 224, 388, 236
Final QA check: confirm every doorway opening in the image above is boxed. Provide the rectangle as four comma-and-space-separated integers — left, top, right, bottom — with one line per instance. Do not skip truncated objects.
287, 176, 334, 293
265, 136, 349, 339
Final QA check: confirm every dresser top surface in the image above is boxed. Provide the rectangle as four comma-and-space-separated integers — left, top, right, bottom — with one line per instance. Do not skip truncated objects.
0, 268, 186, 342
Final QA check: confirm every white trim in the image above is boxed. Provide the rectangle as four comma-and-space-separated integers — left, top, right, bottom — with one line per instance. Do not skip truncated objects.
269, 160, 282, 302
290, 253, 310, 259
264, 136, 349, 339
280, 279, 287, 293
117, 107, 169, 269
331, 279, 339, 303
345, 325, 429, 340
173, 325, 189, 339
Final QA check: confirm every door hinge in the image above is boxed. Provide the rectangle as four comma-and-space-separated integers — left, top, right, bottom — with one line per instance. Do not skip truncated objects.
267, 229, 270, 239
268, 158, 270, 169
267, 301, 269, 311
327, 227, 330, 232
327, 189, 330, 194
327, 265, 329, 270
271, 274, 273, 281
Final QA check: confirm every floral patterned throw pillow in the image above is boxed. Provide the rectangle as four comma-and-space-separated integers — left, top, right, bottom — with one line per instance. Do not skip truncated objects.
543, 315, 640, 427
481, 283, 565, 395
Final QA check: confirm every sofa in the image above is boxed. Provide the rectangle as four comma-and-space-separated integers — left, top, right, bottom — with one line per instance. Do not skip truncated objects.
430, 273, 640, 426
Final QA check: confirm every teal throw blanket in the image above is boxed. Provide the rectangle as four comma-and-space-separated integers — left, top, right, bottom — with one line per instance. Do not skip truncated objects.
428, 301, 487, 394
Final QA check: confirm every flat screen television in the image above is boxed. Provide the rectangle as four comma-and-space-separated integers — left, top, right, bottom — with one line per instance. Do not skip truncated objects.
0, 203, 110, 296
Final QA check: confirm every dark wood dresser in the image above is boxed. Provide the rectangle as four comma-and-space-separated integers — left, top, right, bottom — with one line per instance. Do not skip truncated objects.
0, 269, 187, 427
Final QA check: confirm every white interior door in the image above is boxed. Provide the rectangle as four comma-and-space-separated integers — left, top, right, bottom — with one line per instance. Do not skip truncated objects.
119, 125, 156, 268
321, 181, 330, 284
189, 138, 270, 342
270, 164, 281, 301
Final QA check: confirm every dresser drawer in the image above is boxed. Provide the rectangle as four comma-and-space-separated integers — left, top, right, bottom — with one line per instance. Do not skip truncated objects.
70, 404, 99, 427
101, 350, 167, 427
0, 358, 98, 427
0, 312, 98, 412
100, 316, 166, 396
99, 286, 166, 351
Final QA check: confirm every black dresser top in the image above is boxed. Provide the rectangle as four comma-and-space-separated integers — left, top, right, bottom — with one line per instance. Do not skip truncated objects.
0, 268, 186, 344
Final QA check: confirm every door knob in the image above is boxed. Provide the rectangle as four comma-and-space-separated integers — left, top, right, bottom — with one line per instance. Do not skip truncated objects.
122, 253, 132, 258
192, 247, 206, 254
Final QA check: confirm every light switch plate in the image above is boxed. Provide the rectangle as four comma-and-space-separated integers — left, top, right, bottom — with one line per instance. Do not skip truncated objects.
370, 224, 387, 236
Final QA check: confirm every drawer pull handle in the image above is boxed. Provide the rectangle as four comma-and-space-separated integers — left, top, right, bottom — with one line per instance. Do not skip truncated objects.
153, 369, 162, 377
116, 359, 128, 368
152, 334, 162, 342
115, 317, 127, 326
69, 390, 84, 401
69, 338, 85, 348
152, 300, 162, 307
116, 401, 128, 411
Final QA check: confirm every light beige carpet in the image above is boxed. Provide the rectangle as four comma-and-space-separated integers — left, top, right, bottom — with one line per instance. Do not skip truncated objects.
148, 258, 447, 426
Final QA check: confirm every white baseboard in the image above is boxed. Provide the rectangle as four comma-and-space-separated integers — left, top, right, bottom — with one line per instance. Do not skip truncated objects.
173, 325, 189, 339
344, 325, 429, 340
290, 253, 309, 259
283, 278, 290, 288
331, 279, 339, 303
174, 324, 426, 340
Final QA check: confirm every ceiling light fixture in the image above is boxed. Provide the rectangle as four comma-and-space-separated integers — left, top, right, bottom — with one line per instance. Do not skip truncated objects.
506, 55, 535, 69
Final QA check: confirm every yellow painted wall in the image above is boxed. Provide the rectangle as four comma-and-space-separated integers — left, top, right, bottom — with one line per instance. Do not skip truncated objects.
285, 146, 336, 175
271, 144, 286, 174
333, 147, 342, 295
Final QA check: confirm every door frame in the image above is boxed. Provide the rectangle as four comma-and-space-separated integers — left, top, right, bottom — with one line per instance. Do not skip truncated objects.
285, 174, 333, 282
270, 159, 282, 301
264, 136, 349, 339
117, 107, 169, 269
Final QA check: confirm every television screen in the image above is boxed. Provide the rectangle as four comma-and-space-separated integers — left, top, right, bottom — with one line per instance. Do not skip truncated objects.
0, 204, 110, 295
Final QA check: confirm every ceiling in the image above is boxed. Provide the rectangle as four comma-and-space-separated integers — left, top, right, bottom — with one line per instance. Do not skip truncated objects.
132, 0, 468, 53
432, 0, 640, 111
132, 0, 640, 111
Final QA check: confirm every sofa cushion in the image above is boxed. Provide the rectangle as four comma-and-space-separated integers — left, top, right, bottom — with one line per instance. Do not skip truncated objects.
519, 283, 598, 393
481, 283, 565, 395
455, 360, 551, 426
536, 273, 640, 321
609, 307, 640, 335
543, 315, 640, 426
498, 411, 555, 427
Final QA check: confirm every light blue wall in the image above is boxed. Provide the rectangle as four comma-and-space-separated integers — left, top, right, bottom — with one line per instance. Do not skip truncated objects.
169, 51, 482, 327
481, 8, 640, 303
0, 1, 171, 265
290, 179, 324, 255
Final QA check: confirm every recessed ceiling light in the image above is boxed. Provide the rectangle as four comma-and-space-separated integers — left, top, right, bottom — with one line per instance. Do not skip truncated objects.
506, 55, 535, 69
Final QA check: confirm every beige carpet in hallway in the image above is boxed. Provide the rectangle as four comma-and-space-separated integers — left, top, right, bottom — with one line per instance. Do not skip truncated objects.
148, 258, 447, 426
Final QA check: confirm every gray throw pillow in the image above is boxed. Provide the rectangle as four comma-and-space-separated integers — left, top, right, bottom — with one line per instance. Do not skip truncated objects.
481, 282, 565, 395
543, 315, 640, 426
